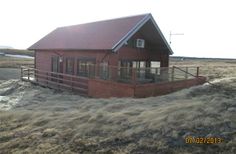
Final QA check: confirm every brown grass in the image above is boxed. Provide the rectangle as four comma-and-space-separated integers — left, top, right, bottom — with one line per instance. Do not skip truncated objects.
0, 56, 33, 68
0, 59, 236, 153
0, 49, 34, 56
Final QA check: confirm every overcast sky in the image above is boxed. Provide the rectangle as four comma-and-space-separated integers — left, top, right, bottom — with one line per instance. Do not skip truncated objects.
0, 0, 235, 58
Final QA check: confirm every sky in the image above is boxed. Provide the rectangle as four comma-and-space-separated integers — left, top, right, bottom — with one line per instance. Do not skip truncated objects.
0, 0, 236, 58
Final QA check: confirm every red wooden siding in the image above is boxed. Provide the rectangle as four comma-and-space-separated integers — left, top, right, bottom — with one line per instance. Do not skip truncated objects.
35, 47, 168, 74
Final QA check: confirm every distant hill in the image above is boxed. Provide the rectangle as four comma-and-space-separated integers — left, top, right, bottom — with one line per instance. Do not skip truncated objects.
0, 48, 34, 56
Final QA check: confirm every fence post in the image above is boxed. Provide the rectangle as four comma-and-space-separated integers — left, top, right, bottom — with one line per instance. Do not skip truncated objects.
71, 76, 73, 91
36, 70, 38, 82
27, 69, 30, 80
185, 67, 188, 79
132, 68, 136, 84
46, 72, 48, 87
171, 66, 175, 81
57, 73, 60, 90
196, 67, 199, 77
155, 68, 158, 82
20, 67, 23, 80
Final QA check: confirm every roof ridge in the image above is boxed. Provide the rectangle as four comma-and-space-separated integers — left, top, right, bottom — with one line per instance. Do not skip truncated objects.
58, 13, 151, 29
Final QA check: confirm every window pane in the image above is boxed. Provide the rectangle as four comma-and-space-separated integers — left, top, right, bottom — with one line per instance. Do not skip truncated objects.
77, 60, 95, 77
120, 61, 132, 79
52, 57, 59, 72
100, 62, 109, 79
66, 58, 74, 74
151, 61, 160, 74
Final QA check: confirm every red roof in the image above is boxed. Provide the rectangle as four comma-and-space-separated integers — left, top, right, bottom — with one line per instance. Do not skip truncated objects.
29, 14, 173, 54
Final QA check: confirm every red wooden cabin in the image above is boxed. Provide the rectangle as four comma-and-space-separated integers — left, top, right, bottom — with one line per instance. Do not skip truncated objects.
26, 14, 205, 97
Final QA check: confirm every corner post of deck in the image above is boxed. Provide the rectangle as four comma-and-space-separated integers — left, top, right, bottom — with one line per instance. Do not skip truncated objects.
171, 66, 175, 81
196, 67, 199, 77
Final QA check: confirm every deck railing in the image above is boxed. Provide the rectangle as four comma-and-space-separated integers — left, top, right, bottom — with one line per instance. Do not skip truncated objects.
20, 66, 88, 95
21, 65, 200, 87
94, 65, 200, 84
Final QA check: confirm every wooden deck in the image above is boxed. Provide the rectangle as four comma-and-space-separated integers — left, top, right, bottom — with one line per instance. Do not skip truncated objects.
21, 67, 89, 96
20, 65, 204, 98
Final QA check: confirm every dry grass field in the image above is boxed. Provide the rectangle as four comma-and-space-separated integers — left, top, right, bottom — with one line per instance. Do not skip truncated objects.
0, 58, 236, 153
0, 49, 34, 57
0, 56, 33, 68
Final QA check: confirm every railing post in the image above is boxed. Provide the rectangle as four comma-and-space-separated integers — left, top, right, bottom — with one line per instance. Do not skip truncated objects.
57, 73, 60, 90
132, 68, 136, 84
46, 72, 48, 87
185, 67, 188, 79
196, 67, 199, 77
88, 64, 90, 78
155, 68, 158, 82
171, 66, 175, 81
27, 69, 30, 80
20, 67, 23, 80
108, 66, 110, 80
71, 76, 73, 91
36, 70, 38, 82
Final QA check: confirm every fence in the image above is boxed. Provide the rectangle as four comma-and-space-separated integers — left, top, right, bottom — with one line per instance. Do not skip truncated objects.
94, 65, 200, 84
20, 66, 88, 95
21, 64, 200, 84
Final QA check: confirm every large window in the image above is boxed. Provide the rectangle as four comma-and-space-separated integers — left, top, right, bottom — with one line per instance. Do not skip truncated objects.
151, 61, 160, 75
51, 56, 59, 72
51, 56, 61, 82
77, 59, 95, 77
119, 61, 132, 80
100, 62, 109, 79
65, 58, 74, 75
129, 61, 147, 79
118, 60, 148, 81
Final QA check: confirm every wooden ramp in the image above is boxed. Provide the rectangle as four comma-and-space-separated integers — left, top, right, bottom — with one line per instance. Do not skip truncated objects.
21, 67, 88, 96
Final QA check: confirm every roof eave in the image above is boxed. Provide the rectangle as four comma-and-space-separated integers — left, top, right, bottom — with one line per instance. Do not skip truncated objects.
28, 48, 113, 51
